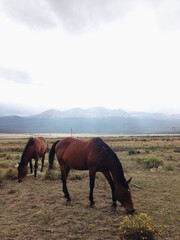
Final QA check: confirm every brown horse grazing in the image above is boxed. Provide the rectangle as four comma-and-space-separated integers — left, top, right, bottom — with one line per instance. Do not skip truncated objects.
18, 137, 48, 182
49, 137, 135, 214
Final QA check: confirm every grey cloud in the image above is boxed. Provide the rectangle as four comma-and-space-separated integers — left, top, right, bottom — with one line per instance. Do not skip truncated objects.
0, 66, 31, 84
1, 0, 180, 33
1, 0, 135, 32
47, 0, 135, 33
0, 0, 58, 29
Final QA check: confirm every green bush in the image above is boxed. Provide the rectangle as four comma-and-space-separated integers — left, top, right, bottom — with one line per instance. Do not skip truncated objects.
128, 148, 140, 155
142, 155, 163, 169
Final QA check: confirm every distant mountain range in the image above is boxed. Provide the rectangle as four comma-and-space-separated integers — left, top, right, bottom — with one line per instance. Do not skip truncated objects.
32, 108, 131, 119
32, 108, 180, 120
0, 107, 180, 134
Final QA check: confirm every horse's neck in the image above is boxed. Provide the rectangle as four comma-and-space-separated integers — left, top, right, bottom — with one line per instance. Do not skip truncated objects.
109, 161, 126, 185
20, 153, 30, 166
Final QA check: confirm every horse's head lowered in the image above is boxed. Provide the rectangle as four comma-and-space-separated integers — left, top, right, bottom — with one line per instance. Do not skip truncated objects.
17, 163, 28, 182
115, 177, 135, 214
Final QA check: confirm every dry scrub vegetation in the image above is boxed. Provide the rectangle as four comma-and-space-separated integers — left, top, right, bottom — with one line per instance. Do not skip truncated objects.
0, 134, 180, 240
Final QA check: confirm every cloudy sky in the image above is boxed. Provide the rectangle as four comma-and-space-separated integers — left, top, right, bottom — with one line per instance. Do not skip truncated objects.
0, 0, 180, 114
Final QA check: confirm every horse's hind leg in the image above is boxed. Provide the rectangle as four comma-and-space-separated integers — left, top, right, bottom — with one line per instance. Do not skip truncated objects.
30, 159, 33, 174
41, 154, 45, 172
102, 171, 117, 207
61, 165, 71, 202
34, 158, 38, 177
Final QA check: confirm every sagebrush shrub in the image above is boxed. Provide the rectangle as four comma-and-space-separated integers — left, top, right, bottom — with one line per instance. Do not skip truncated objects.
119, 213, 157, 240
143, 155, 163, 169
136, 155, 163, 169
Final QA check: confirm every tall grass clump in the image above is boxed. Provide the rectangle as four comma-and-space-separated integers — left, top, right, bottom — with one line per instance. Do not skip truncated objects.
165, 164, 174, 172
33, 209, 53, 225
44, 170, 61, 180
5, 168, 17, 180
128, 148, 140, 155
69, 172, 87, 180
0, 152, 8, 158
119, 213, 157, 239
0, 160, 15, 168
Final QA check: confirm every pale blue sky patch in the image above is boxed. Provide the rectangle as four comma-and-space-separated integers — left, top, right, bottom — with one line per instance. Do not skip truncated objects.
0, 66, 31, 84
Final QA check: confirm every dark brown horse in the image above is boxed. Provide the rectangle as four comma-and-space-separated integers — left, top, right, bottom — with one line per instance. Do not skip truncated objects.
18, 137, 48, 182
49, 137, 135, 214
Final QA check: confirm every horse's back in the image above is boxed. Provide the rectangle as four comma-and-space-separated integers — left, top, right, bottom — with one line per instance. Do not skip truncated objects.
55, 137, 110, 170
56, 137, 99, 156
55, 138, 88, 169
36, 137, 46, 145
33, 137, 47, 155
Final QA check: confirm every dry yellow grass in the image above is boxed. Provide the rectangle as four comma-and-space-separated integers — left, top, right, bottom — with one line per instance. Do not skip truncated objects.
0, 135, 179, 239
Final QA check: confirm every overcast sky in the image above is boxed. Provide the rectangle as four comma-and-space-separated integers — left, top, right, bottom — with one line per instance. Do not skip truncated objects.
0, 0, 180, 113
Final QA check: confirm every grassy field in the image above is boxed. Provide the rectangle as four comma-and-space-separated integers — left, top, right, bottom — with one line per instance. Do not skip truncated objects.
0, 134, 180, 239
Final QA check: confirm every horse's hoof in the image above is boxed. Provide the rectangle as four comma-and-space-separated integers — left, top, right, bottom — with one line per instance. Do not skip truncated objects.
66, 200, 71, 205
90, 202, 95, 208
111, 206, 117, 212
112, 202, 117, 207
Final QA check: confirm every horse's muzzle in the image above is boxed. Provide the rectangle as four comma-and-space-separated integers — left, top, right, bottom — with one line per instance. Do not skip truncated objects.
126, 209, 135, 215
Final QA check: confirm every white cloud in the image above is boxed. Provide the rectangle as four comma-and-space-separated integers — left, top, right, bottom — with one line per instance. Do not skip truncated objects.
0, 1, 180, 113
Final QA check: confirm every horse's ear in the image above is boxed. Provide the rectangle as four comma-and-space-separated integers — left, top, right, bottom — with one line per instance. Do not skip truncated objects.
126, 177, 132, 184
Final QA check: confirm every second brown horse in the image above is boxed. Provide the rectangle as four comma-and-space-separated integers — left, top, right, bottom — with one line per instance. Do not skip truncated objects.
49, 137, 135, 214
18, 137, 48, 182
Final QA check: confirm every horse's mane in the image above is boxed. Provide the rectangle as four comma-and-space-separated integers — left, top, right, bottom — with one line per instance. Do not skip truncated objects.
98, 138, 127, 186
20, 137, 35, 166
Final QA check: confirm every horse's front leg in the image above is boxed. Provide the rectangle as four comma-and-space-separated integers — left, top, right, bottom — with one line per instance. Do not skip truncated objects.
29, 159, 33, 174
102, 171, 117, 207
89, 169, 96, 207
34, 158, 38, 177
61, 166, 71, 202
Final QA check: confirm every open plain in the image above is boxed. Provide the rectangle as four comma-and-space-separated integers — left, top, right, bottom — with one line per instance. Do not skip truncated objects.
0, 134, 179, 239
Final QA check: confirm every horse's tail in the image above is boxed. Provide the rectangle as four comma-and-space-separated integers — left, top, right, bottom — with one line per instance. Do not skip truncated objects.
48, 140, 60, 170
